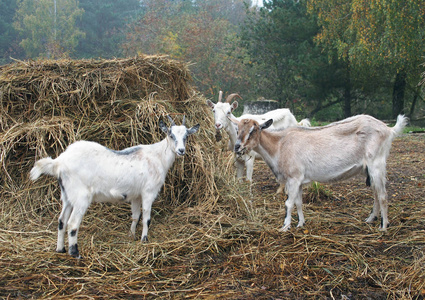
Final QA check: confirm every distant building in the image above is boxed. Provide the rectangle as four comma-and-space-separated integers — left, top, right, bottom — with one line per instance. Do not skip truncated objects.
243, 97, 279, 115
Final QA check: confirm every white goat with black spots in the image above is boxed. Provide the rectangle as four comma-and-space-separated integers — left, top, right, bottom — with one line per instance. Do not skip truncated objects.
231, 115, 407, 231
30, 116, 199, 258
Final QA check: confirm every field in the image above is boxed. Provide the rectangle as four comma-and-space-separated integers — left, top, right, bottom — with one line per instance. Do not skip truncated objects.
0, 133, 424, 299
1, 57, 424, 299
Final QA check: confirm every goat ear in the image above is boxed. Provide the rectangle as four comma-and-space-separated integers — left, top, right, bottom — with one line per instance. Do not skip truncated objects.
228, 117, 239, 125
260, 119, 273, 130
230, 101, 238, 111
159, 120, 169, 134
206, 100, 215, 108
187, 124, 200, 135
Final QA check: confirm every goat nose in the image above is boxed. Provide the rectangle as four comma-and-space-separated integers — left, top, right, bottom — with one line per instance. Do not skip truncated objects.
234, 144, 240, 152
177, 148, 185, 155
215, 123, 221, 129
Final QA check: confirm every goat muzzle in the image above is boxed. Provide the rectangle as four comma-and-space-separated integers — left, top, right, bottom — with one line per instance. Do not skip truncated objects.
234, 143, 245, 155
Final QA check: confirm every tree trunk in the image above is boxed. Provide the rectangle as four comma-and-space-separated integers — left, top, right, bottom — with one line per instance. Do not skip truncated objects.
343, 68, 351, 118
309, 98, 342, 117
408, 87, 422, 118
392, 70, 407, 118
343, 84, 352, 118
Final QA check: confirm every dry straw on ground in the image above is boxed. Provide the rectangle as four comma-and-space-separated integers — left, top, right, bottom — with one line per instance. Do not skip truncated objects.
1, 56, 425, 299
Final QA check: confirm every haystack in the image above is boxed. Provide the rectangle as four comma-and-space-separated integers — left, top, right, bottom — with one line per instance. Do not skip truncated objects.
0, 56, 257, 298
0, 55, 218, 207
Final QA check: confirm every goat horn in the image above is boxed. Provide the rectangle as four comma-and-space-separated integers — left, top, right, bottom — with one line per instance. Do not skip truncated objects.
218, 91, 223, 102
182, 115, 186, 126
225, 93, 242, 103
167, 115, 176, 126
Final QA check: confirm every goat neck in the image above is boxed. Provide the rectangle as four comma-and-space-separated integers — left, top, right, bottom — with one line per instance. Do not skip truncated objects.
224, 116, 238, 149
157, 138, 177, 171
254, 129, 283, 178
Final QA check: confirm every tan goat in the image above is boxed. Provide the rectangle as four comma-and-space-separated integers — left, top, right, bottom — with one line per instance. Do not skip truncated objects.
230, 115, 408, 231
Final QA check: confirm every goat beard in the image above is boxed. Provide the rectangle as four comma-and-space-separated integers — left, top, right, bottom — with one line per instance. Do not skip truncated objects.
215, 130, 222, 142
235, 147, 248, 157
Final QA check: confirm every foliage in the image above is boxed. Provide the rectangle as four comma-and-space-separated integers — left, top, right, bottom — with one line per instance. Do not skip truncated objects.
13, 0, 85, 58
123, 0, 252, 99
307, 0, 425, 117
2, 0, 425, 121
0, 0, 22, 64
75, 0, 140, 58
240, 0, 348, 118
308, 0, 425, 71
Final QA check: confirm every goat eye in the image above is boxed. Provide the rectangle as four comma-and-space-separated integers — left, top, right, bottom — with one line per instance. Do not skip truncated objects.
247, 129, 256, 140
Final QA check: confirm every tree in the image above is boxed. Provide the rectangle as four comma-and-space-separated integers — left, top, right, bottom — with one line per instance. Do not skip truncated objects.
124, 0, 251, 99
14, 0, 85, 58
240, 0, 349, 118
0, 0, 23, 63
75, 0, 140, 58
308, 0, 425, 118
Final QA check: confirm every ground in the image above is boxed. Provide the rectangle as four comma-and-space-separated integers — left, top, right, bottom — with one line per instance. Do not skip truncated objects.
1, 134, 424, 299
226, 133, 425, 299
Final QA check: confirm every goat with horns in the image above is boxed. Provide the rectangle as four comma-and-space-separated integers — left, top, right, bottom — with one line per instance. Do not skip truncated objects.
206, 91, 309, 183
30, 115, 199, 258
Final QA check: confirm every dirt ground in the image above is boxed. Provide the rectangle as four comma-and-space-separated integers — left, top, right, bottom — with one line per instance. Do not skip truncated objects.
1, 134, 424, 299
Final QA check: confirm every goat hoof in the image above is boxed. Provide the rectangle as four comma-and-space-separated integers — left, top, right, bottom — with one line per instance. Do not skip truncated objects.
69, 244, 82, 259
365, 216, 378, 223
379, 224, 389, 231
141, 236, 149, 243
56, 248, 66, 253
70, 251, 82, 259
128, 231, 137, 241
278, 225, 290, 232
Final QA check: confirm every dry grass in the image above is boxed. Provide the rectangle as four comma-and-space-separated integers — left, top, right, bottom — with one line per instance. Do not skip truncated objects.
1, 57, 425, 299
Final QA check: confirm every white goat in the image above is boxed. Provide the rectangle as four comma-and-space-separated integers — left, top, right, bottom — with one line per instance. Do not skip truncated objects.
30, 116, 199, 258
231, 114, 408, 231
206, 91, 308, 182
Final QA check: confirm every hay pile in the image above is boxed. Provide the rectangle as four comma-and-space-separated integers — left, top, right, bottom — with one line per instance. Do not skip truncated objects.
0, 56, 218, 206
0, 55, 248, 296
1, 57, 425, 299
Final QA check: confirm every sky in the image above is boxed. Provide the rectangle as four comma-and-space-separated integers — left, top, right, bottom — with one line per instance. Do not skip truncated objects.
251, 0, 264, 7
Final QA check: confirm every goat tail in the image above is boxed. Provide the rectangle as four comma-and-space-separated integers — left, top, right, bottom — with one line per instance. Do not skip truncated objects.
30, 157, 58, 181
392, 115, 408, 137
298, 118, 311, 127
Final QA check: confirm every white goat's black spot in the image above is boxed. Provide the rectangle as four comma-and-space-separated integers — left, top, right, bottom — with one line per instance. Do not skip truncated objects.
110, 146, 141, 156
